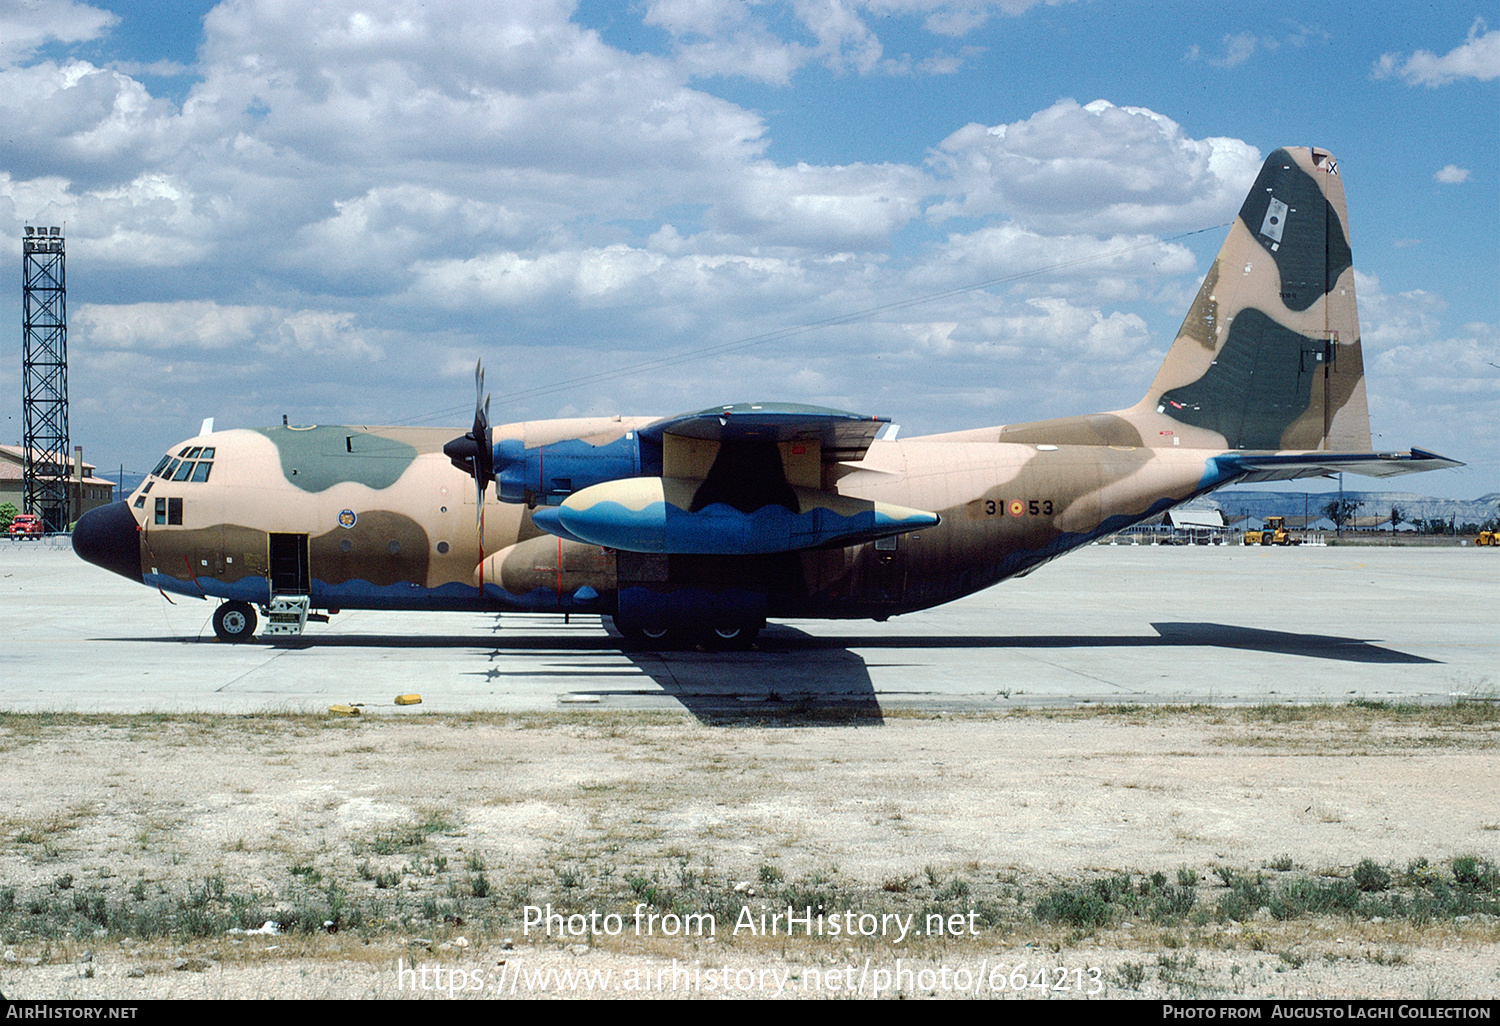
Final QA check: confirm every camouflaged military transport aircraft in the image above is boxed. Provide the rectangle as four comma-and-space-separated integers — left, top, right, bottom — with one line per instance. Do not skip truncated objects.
74, 147, 1461, 645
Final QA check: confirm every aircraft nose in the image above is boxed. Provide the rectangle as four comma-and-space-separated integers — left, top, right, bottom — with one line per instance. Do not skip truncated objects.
73, 501, 144, 583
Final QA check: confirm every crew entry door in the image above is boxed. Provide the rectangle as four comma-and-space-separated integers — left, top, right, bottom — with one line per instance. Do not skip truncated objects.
268, 533, 310, 596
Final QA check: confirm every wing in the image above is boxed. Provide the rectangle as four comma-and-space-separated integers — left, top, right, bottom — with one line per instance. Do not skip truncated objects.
533, 403, 937, 554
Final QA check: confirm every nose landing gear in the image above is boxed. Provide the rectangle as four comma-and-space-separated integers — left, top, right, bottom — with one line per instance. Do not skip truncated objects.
212, 601, 258, 642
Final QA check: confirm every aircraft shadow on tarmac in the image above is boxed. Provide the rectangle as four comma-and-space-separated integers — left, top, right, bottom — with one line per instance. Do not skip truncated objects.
110, 619, 1437, 726
460, 622, 888, 726
601, 626, 885, 726
587, 621, 1436, 725
759, 622, 1440, 665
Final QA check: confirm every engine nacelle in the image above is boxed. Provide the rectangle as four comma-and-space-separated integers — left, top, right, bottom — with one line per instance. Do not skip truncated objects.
495, 434, 646, 506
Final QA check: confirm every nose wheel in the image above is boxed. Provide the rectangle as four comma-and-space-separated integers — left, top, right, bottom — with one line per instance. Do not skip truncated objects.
213, 601, 258, 642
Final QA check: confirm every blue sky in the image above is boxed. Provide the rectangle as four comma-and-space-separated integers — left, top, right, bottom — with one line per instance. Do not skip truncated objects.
1, 0, 1496, 497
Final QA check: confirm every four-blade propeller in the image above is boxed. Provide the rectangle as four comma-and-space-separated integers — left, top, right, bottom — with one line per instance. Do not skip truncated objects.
442, 360, 493, 524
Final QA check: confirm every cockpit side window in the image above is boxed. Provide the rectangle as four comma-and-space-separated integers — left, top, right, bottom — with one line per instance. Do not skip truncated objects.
191, 461, 212, 483
154, 497, 183, 525
152, 455, 172, 477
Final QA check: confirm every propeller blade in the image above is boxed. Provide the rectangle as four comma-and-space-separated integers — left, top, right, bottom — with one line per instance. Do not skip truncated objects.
444, 360, 497, 526
477, 393, 493, 484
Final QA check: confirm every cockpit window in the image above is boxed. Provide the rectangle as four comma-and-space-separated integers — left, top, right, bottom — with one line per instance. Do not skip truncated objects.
153, 449, 215, 484
178, 447, 192, 458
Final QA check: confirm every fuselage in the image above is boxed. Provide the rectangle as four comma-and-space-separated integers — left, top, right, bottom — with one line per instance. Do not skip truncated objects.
79, 417, 1222, 623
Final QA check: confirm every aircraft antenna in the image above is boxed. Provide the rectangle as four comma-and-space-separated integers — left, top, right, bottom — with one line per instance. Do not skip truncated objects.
21, 225, 70, 533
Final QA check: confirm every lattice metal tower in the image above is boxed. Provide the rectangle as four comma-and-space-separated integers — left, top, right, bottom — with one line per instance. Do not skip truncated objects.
22, 225, 69, 532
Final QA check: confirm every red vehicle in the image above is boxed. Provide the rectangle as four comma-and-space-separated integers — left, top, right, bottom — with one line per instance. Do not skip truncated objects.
7, 514, 45, 539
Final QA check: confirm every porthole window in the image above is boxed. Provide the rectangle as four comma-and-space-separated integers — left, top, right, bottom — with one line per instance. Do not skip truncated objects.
339, 539, 352, 553
388, 540, 401, 554
436, 541, 449, 554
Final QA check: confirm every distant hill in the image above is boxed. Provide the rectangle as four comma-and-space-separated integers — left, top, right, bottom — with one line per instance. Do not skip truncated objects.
1181, 490, 1499, 529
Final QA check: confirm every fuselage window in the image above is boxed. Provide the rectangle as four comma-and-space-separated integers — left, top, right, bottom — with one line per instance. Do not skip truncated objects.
154, 497, 166, 525
191, 461, 213, 483
173, 461, 195, 482
168, 497, 182, 525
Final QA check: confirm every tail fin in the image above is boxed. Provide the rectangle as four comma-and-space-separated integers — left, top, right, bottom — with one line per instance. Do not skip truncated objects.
1134, 147, 1371, 452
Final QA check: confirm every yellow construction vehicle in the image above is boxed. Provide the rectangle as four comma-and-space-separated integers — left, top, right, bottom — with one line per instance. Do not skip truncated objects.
1244, 516, 1302, 546
1477, 530, 1499, 546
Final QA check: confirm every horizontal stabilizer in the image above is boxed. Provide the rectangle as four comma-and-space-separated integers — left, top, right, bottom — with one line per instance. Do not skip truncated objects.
1209, 448, 1464, 484
537, 476, 938, 554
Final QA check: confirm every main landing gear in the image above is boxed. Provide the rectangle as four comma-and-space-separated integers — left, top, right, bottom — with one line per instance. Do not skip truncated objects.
617, 621, 761, 651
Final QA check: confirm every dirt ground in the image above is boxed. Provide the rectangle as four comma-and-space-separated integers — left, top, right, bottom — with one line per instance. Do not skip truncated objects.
1, 707, 1497, 1000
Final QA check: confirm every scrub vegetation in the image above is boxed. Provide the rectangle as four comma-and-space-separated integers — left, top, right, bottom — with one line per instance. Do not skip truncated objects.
0, 700, 1494, 997
1, 849, 1496, 951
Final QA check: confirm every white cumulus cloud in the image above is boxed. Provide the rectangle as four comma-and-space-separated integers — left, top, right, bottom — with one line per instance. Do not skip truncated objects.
0, 0, 117, 65
1373, 17, 1500, 86
926, 99, 1262, 233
